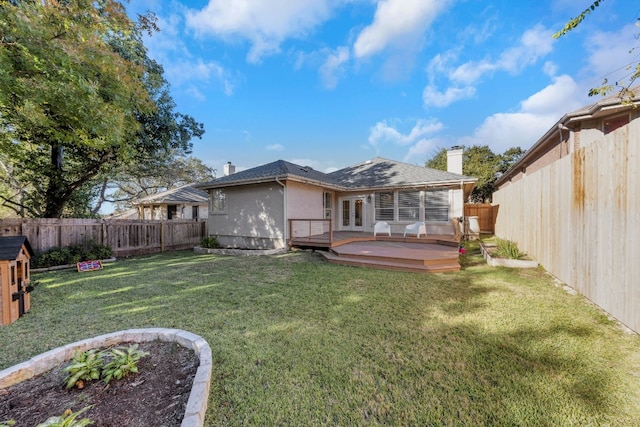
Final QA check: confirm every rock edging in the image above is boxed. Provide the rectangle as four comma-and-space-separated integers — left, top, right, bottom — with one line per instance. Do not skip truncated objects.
0, 328, 212, 427
194, 246, 286, 256
480, 243, 539, 268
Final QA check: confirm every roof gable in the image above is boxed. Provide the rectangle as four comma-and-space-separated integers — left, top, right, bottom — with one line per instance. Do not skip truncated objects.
0, 236, 34, 260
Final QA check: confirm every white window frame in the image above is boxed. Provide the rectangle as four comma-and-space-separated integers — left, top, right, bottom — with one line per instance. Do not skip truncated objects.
323, 192, 333, 219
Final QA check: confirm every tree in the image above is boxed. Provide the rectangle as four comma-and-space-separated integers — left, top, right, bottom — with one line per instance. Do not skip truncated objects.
425, 145, 524, 203
553, 0, 639, 99
0, 0, 203, 218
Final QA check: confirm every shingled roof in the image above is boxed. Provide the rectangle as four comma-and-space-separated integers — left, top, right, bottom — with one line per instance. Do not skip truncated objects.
196, 157, 475, 190
0, 236, 34, 261
328, 157, 475, 190
133, 184, 208, 205
196, 160, 342, 189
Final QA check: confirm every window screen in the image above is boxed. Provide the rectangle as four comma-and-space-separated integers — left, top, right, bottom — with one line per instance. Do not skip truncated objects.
210, 189, 226, 213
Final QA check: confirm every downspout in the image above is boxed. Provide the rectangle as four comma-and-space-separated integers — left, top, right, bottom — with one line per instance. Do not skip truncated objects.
558, 123, 570, 158
275, 178, 287, 249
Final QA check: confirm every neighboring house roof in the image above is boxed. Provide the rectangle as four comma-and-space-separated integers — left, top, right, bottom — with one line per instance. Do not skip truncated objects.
133, 184, 209, 205
196, 157, 476, 191
107, 208, 139, 220
496, 87, 640, 187
0, 236, 34, 260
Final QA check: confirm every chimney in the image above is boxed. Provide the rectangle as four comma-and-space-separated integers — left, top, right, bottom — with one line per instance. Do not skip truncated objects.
223, 161, 235, 176
446, 146, 463, 175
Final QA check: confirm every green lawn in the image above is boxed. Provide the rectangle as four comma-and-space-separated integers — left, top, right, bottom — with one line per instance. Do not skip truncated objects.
2, 244, 639, 426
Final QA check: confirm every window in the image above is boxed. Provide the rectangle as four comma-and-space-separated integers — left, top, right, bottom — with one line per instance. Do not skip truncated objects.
192, 205, 199, 220
603, 114, 629, 134
398, 191, 420, 221
167, 205, 177, 219
210, 189, 226, 213
323, 192, 333, 219
424, 190, 449, 222
375, 191, 394, 221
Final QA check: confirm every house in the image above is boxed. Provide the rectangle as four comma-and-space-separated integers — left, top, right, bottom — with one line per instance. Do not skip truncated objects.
0, 236, 34, 325
196, 150, 477, 250
132, 184, 209, 220
493, 89, 640, 333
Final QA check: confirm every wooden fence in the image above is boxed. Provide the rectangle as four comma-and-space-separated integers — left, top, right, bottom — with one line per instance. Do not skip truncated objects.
0, 218, 208, 257
464, 203, 497, 233
493, 124, 640, 333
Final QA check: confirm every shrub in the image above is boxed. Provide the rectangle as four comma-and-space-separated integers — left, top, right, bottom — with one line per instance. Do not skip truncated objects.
201, 236, 220, 249
36, 407, 93, 427
32, 243, 112, 268
493, 238, 526, 260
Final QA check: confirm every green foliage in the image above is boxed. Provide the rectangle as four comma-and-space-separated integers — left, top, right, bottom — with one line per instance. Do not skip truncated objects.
552, 0, 604, 39
493, 238, 526, 260
554, 0, 638, 101
32, 244, 112, 269
201, 236, 220, 249
36, 407, 94, 427
63, 350, 104, 389
426, 145, 524, 202
0, 420, 16, 427
0, 1, 203, 218
101, 344, 149, 384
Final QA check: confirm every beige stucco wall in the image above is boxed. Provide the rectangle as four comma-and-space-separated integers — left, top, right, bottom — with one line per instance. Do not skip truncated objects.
208, 183, 285, 249
286, 181, 325, 219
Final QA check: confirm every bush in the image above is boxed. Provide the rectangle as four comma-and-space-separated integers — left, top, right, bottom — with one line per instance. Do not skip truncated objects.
201, 236, 220, 249
32, 243, 113, 268
493, 238, 526, 260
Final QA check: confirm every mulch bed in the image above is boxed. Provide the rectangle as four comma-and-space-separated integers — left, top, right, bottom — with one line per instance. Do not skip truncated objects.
0, 341, 198, 426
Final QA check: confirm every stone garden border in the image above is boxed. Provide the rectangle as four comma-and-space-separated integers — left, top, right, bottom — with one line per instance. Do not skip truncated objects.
194, 246, 286, 256
480, 243, 539, 268
0, 328, 212, 427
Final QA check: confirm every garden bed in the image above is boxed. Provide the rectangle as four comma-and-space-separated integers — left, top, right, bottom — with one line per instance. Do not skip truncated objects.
480, 243, 538, 268
0, 328, 212, 427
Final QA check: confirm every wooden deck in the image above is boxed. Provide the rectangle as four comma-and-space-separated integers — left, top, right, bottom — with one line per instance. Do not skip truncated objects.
290, 232, 461, 273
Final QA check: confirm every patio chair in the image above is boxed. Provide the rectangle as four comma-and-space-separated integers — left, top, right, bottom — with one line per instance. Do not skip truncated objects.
403, 221, 427, 238
373, 221, 391, 236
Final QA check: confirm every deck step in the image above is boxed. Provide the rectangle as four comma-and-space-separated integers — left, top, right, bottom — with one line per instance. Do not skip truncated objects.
319, 251, 460, 273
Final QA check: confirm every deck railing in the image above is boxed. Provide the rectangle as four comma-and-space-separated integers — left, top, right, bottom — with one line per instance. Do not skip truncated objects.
288, 219, 333, 247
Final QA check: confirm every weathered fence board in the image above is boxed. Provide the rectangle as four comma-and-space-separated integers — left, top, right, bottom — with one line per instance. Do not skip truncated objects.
493, 124, 639, 333
0, 219, 207, 257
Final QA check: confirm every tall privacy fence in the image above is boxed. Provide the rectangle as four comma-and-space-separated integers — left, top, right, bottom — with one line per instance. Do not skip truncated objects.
493, 125, 639, 333
0, 218, 207, 257
464, 203, 496, 234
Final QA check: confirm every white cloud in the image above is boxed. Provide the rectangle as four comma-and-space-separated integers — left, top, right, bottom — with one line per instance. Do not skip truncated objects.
319, 46, 350, 89
368, 119, 446, 161
164, 59, 238, 96
266, 144, 284, 151
353, 0, 451, 59
450, 24, 555, 85
585, 23, 640, 87
422, 84, 476, 108
460, 75, 583, 153
186, 0, 336, 63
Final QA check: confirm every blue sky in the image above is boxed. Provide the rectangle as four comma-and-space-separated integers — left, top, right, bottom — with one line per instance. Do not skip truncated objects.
126, 0, 640, 175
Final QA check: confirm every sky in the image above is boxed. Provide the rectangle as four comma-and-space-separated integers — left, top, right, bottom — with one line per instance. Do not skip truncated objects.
125, 0, 640, 175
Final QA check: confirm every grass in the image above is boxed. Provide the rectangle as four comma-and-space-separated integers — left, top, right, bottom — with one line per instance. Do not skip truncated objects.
2, 244, 640, 426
